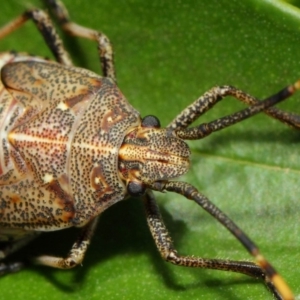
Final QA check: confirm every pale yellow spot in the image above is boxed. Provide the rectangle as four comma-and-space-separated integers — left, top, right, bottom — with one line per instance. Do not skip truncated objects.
95, 177, 100, 184
57, 102, 69, 111
110, 147, 118, 155
42, 173, 54, 183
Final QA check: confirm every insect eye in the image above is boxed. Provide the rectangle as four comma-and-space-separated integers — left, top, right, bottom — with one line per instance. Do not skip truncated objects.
127, 181, 146, 196
141, 115, 161, 128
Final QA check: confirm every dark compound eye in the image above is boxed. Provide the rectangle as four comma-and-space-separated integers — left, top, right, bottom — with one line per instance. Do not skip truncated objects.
141, 115, 161, 128
127, 181, 146, 197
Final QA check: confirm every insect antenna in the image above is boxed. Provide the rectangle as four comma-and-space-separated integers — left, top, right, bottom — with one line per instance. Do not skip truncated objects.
150, 181, 294, 300
176, 81, 300, 140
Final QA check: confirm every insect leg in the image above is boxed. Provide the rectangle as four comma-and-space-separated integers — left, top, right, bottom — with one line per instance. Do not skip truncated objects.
143, 190, 284, 299
148, 182, 293, 299
168, 83, 300, 134
0, 261, 24, 276
33, 217, 98, 269
44, 0, 116, 81
0, 233, 39, 275
0, 8, 72, 65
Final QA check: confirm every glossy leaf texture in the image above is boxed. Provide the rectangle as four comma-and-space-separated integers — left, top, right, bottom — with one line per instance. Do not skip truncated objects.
0, 0, 299, 299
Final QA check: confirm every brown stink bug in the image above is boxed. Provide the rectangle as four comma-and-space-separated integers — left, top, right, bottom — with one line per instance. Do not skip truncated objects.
0, 1, 299, 299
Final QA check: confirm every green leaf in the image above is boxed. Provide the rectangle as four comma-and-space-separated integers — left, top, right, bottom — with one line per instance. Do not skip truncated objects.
0, 0, 300, 299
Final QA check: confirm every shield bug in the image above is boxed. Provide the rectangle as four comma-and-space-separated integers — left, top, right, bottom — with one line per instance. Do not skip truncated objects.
0, 1, 299, 299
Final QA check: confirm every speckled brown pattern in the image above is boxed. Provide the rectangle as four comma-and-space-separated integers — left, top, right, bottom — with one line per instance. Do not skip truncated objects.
0, 55, 140, 234
0, 1, 297, 298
